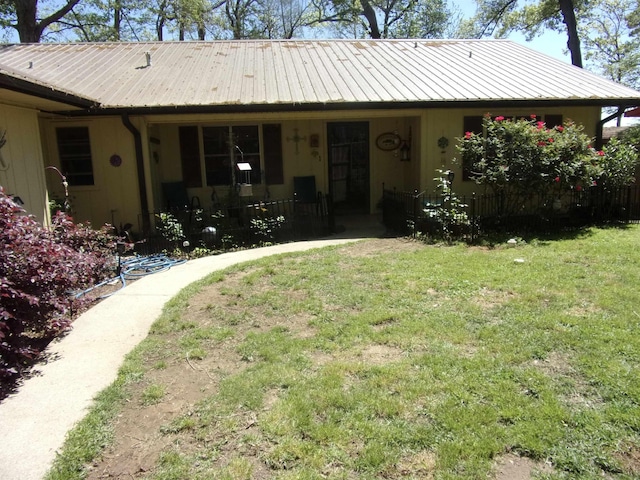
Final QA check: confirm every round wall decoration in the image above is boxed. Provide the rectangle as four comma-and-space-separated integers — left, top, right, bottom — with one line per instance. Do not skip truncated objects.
110, 154, 122, 167
437, 136, 449, 150
376, 132, 401, 151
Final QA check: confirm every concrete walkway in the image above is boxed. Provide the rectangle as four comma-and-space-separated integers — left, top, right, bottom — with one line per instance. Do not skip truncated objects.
0, 220, 384, 480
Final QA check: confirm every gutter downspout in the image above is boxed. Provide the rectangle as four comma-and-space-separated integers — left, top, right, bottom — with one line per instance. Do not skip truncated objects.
121, 114, 150, 234
596, 106, 625, 150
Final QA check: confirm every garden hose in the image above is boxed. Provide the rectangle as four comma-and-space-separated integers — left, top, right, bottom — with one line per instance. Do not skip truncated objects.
75, 254, 187, 300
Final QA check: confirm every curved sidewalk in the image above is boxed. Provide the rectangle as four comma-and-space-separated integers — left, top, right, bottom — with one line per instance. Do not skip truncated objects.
0, 228, 381, 480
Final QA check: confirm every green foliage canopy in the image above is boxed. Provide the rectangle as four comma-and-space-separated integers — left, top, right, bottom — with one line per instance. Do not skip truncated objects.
457, 115, 638, 198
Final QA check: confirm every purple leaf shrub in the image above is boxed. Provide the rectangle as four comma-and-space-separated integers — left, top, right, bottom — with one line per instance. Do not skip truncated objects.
0, 187, 116, 389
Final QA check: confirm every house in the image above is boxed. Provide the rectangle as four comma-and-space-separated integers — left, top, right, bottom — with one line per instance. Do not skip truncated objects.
1, 39, 639, 232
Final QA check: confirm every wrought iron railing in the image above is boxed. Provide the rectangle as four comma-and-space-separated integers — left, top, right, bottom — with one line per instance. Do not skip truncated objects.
133, 194, 332, 255
382, 185, 640, 242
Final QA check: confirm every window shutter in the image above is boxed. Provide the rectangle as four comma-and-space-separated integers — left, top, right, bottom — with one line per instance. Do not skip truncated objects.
179, 126, 202, 188
263, 124, 284, 185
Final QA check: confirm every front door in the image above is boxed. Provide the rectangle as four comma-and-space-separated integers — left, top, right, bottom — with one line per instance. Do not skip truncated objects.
327, 122, 370, 215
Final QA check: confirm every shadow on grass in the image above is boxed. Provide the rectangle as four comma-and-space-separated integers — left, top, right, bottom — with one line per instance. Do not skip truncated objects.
472, 221, 636, 248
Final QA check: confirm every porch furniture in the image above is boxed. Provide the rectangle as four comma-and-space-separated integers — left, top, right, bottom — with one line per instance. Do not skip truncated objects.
161, 181, 201, 228
161, 181, 201, 211
294, 175, 325, 236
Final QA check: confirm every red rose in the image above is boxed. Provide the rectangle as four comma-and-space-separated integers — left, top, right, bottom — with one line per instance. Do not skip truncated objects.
597, 150, 605, 156
556, 126, 564, 132
555, 176, 561, 183
495, 116, 505, 122
575, 185, 582, 191
536, 121, 545, 130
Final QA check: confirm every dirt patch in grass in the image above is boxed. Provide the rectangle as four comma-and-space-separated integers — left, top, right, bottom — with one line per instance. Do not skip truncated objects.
613, 441, 640, 477
85, 238, 420, 478
493, 454, 555, 480
83, 238, 558, 479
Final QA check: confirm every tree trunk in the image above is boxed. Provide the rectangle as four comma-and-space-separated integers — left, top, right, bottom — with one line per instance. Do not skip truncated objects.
14, 0, 81, 43
113, 3, 121, 40
558, 0, 583, 67
360, 0, 380, 38
14, 0, 40, 43
156, 18, 165, 40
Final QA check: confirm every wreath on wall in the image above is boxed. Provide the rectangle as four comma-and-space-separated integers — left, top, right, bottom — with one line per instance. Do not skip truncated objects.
437, 136, 449, 151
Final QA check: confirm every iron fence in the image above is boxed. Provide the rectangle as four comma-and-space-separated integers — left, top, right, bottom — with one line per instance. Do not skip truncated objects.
382, 185, 640, 241
133, 194, 332, 255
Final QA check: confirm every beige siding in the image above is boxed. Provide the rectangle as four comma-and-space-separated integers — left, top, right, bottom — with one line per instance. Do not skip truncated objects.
0, 104, 49, 225
35, 105, 604, 229
42, 117, 141, 229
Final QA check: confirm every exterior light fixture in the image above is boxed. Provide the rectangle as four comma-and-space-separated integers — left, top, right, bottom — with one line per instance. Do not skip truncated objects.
400, 140, 410, 161
447, 170, 455, 185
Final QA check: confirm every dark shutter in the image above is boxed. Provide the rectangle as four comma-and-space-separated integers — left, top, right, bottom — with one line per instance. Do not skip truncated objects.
263, 124, 284, 185
179, 126, 202, 188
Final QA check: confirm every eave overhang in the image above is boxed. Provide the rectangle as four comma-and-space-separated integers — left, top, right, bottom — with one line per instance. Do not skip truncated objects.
0, 71, 99, 110
54, 98, 640, 117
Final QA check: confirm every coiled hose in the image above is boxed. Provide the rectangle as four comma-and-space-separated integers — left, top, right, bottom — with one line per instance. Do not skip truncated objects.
75, 254, 187, 300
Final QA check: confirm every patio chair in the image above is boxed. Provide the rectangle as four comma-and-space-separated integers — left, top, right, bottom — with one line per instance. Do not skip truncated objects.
160, 181, 201, 230
161, 181, 201, 212
294, 176, 325, 236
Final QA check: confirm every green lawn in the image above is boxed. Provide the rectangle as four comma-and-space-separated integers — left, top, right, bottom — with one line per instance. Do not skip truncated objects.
49, 226, 640, 479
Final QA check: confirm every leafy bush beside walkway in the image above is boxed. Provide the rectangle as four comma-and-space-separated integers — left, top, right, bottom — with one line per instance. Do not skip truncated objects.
0, 188, 116, 389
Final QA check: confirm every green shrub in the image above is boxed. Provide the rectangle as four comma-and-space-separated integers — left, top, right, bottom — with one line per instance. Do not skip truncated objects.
598, 136, 639, 190
458, 115, 599, 198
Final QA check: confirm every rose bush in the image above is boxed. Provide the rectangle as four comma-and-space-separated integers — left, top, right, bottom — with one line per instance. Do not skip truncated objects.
458, 115, 602, 197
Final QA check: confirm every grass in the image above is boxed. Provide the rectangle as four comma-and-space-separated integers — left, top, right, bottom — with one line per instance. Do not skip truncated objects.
46, 226, 640, 479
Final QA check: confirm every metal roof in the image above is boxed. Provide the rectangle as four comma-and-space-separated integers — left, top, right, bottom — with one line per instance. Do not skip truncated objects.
0, 60, 98, 108
0, 39, 639, 112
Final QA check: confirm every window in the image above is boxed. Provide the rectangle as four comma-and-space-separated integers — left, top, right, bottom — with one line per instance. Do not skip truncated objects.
56, 127, 94, 186
179, 124, 282, 188
202, 125, 261, 186
462, 116, 483, 181
544, 114, 563, 129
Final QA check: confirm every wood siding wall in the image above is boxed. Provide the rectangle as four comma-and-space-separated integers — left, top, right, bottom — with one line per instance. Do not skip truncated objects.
0, 104, 49, 225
